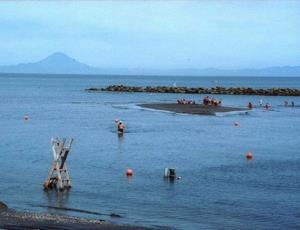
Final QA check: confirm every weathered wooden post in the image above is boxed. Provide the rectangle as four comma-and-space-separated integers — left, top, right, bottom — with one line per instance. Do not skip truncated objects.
43, 138, 74, 191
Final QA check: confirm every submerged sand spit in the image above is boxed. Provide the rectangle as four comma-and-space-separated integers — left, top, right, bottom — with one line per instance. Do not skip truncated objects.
139, 103, 247, 115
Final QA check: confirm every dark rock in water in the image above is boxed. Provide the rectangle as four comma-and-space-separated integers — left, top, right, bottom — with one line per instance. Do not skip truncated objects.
110, 213, 122, 218
85, 88, 99, 91
86, 85, 300, 96
0, 201, 8, 211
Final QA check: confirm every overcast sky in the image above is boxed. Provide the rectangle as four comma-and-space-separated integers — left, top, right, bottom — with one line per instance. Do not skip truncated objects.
0, 0, 299, 69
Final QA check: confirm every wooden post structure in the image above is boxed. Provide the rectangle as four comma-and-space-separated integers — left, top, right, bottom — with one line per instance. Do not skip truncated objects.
43, 138, 74, 191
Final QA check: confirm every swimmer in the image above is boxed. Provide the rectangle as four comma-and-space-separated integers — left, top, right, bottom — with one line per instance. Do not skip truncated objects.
259, 99, 263, 106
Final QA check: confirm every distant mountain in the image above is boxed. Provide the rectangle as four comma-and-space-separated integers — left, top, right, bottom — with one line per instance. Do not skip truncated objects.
0, 52, 299, 76
0, 52, 98, 74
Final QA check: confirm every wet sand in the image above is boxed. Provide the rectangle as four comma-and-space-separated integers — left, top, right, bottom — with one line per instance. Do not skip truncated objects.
139, 103, 247, 115
0, 203, 157, 230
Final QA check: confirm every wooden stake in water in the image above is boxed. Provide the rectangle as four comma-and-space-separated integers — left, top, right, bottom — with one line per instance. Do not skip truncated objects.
43, 138, 73, 191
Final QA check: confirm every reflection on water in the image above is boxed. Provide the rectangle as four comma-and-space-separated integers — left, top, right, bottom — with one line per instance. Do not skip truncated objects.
43, 190, 70, 209
163, 177, 175, 184
117, 134, 124, 145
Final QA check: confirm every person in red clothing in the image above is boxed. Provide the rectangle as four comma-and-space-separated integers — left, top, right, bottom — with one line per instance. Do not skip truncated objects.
117, 121, 125, 135
265, 103, 270, 110
248, 102, 253, 109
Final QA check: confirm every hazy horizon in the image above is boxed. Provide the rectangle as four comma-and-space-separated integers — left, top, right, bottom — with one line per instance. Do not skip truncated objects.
0, 1, 299, 70
1, 51, 300, 71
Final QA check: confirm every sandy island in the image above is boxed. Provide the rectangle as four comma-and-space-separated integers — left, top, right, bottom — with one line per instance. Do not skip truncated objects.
139, 103, 247, 115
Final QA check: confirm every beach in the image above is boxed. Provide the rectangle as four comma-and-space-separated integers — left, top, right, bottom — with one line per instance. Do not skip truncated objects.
139, 103, 247, 115
0, 203, 155, 230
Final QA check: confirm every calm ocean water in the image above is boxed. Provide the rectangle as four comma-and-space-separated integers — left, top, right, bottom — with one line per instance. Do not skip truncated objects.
0, 73, 299, 229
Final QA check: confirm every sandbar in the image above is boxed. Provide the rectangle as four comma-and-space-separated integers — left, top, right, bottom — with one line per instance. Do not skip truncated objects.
139, 103, 247, 115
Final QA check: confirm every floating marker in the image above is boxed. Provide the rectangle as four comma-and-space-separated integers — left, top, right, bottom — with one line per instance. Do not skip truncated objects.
246, 152, 253, 160
126, 168, 133, 176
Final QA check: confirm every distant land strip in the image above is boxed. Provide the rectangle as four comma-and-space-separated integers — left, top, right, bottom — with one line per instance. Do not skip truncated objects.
86, 85, 300, 96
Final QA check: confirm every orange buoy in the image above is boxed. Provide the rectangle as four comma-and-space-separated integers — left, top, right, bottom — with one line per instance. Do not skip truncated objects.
246, 152, 253, 160
126, 168, 133, 176
24, 115, 29, 121
234, 121, 239, 127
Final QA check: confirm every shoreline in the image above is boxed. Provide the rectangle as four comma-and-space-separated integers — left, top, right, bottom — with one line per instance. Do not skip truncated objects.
0, 202, 157, 230
139, 103, 247, 115
87, 85, 300, 96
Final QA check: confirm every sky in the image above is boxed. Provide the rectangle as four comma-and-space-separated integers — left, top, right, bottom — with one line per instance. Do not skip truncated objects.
0, 0, 299, 69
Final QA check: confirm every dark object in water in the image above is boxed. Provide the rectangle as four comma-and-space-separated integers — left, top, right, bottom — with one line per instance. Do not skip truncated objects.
110, 213, 122, 218
35, 205, 122, 218
164, 168, 176, 178
0, 201, 8, 211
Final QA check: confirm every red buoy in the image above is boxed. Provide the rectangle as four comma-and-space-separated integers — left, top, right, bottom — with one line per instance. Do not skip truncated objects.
246, 152, 253, 160
126, 168, 133, 176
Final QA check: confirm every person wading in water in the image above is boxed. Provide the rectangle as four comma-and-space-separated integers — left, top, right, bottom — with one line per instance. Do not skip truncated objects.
117, 121, 125, 135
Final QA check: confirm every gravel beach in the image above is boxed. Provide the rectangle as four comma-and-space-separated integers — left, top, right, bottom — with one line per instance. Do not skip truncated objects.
0, 202, 158, 230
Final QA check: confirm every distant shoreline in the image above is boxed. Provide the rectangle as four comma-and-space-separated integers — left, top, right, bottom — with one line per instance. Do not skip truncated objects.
139, 103, 247, 116
1, 72, 300, 78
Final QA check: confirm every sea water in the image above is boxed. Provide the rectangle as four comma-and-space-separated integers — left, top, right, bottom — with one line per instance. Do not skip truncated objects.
0, 73, 299, 229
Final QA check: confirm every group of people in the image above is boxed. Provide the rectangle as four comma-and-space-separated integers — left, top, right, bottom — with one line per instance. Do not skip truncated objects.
248, 99, 297, 110
248, 100, 270, 110
284, 101, 295, 107
177, 98, 196, 104
203, 96, 222, 106
176, 96, 222, 106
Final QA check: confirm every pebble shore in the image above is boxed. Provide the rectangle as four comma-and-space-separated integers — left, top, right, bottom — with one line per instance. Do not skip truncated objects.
0, 202, 157, 230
